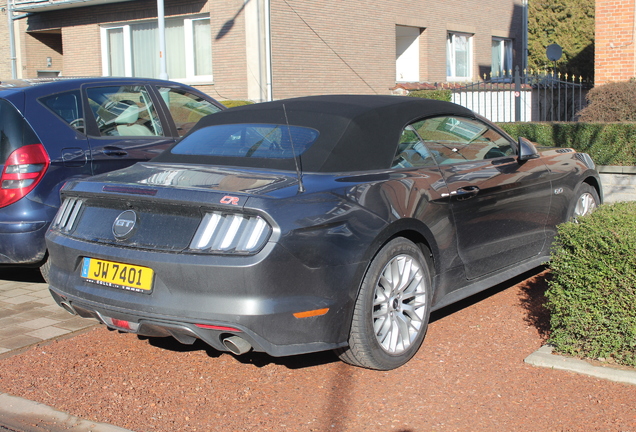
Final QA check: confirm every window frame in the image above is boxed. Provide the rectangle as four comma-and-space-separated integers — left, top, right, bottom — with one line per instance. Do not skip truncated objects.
100, 15, 213, 85
446, 31, 473, 81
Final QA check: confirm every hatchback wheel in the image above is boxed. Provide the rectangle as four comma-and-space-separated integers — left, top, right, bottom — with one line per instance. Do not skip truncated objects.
338, 238, 432, 370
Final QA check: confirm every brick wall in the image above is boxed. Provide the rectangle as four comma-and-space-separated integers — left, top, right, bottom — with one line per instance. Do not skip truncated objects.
0, 9, 12, 79
270, 0, 523, 99
15, 0, 523, 100
23, 32, 63, 78
595, 0, 635, 84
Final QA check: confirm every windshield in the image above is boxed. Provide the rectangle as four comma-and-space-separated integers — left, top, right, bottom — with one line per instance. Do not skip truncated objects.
171, 123, 319, 159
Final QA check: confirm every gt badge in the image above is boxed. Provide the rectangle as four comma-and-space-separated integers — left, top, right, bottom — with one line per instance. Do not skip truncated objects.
113, 210, 138, 240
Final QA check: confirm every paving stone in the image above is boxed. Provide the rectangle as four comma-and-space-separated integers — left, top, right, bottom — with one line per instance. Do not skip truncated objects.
31, 289, 54, 299
26, 326, 70, 340
32, 296, 58, 306
45, 310, 79, 322
11, 309, 52, 321
1, 288, 32, 298
56, 317, 99, 331
0, 347, 9, 355
19, 318, 61, 330
3, 295, 40, 305
0, 282, 26, 291
0, 324, 31, 339
0, 335, 41, 350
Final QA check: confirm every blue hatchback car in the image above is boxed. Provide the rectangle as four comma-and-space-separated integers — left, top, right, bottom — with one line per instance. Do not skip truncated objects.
0, 78, 224, 280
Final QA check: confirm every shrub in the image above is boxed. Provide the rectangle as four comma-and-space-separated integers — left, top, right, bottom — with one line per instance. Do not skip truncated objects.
407, 90, 452, 102
577, 81, 636, 122
498, 122, 636, 166
220, 100, 254, 108
545, 201, 636, 366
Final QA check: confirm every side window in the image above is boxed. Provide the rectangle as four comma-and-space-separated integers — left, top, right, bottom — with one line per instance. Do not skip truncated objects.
157, 87, 222, 136
40, 90, 85, 134
392, 125, 436, 169
412, 116, 514, 164
86, 86, 164, 137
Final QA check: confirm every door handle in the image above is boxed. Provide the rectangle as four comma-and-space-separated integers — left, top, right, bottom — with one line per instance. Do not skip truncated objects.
102, 146, 128, 157
455, 186, 480, 200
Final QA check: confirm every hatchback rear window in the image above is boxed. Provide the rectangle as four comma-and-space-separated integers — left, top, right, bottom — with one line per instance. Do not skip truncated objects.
0, 99, 39, 165
171, 124, 319, 159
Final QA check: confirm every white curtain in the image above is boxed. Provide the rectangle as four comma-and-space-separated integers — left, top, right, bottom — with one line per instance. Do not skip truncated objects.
454, 34, 469, 78
492, 40, 503, 77
193, 19, 212, 76
108, 28, 125, 76
132, 22, 158, 78
166, 19, 186, 79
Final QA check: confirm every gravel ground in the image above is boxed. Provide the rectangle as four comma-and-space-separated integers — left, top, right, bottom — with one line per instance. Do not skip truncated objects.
1, 268, 635, 432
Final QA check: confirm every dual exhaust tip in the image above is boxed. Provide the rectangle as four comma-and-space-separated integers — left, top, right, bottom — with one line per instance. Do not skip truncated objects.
60, 299, 252, 356
222, 335, 252, 355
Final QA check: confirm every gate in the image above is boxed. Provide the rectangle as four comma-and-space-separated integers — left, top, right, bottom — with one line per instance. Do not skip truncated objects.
451, 66, 592, 122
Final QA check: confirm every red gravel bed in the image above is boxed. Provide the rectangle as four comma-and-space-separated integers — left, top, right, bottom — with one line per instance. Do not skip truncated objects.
1, 269, 635, 431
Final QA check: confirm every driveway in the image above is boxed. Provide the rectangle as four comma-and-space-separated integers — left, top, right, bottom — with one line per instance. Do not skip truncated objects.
0, 267, 634, 431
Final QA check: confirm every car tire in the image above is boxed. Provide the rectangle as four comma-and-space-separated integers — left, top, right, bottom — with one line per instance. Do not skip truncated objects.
338, 237, 432, 370
39, 256, 51, 283
569, 183, 600, 222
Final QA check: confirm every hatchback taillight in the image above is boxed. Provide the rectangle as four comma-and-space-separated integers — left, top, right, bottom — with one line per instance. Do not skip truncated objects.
0, 144, 50, 208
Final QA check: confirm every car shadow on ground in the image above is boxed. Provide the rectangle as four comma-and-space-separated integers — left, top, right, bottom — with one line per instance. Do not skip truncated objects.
0, 267, 45, 283
134, 266, 551, 370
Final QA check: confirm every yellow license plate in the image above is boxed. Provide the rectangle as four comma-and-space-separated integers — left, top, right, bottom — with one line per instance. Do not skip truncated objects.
81, 257, 154, 293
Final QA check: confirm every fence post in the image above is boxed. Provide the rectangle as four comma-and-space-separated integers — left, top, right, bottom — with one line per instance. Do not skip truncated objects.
514, 66, 521, 122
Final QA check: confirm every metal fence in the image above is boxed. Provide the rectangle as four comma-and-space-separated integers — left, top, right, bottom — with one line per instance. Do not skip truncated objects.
451, 66, 592, 123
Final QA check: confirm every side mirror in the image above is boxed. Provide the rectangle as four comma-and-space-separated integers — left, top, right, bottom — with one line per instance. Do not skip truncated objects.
518, 137, 539, 161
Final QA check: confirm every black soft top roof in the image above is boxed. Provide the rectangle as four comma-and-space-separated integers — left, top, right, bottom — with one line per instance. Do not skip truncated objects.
155, 95, 476, 172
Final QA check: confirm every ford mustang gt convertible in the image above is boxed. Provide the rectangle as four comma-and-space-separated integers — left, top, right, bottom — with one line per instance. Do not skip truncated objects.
46, 95, 602, 370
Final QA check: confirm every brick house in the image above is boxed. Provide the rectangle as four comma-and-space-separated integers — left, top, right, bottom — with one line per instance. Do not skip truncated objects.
5, 0, 525, 102
595, 0, 635, 84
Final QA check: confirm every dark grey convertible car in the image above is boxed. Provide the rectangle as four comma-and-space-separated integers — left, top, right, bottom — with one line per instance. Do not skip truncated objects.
46, 95, 602, 370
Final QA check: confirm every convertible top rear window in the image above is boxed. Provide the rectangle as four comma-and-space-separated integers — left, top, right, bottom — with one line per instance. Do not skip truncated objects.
171, 124, 319, 159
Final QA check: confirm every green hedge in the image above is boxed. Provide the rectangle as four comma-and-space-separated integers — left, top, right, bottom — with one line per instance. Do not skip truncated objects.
545, 201, 636, 366
220, 100, 254, 108
407, 90, 452, 102
497, 122, 636, 166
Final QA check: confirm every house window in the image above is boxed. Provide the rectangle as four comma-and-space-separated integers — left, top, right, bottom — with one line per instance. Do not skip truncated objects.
101, 15, 212, 83
492, 38, 513, 79
446, 32, 472, 81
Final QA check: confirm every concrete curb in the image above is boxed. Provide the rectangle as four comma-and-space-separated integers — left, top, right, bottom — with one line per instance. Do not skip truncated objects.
524, 345, 636, 386
0, 393, 134, 432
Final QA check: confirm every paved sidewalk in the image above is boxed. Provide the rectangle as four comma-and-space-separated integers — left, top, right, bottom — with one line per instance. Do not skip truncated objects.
0, 269, 97, 356
0, 268, 132, 432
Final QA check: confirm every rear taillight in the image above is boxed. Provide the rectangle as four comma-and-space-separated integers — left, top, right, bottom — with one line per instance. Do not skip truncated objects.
0, 144, 50, 208
189, 211, 272, 254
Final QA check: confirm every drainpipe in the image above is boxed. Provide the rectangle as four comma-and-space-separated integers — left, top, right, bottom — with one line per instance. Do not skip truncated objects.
157, 0, 168, 79
264, 0, 272, 101
8, 0, 17, 79
522, 0, 528, 72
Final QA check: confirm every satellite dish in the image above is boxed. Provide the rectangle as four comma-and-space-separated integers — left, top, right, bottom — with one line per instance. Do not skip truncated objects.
546, 43, 563, 62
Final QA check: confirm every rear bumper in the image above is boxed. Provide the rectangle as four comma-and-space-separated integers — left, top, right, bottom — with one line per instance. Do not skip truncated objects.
0, 222, 48, 264
46, 231, 359, 357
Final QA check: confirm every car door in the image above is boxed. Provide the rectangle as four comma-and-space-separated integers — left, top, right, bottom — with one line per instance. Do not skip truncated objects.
82, 82, 177, 176
412, 116, 553, 280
